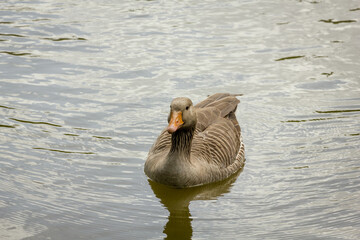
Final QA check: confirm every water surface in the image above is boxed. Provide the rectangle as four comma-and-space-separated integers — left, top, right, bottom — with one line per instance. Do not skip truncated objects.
1, 0, 359, 239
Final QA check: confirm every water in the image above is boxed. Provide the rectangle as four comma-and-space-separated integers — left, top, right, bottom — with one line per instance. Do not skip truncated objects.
1, 0, 359, 239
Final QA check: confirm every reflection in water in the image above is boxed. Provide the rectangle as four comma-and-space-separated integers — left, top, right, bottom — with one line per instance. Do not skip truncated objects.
42, 37, 87, 41
148, 170, 243, 240
0, 51, 33, 56
274, 55, 305, 61
319, 19, 357, 24
1, 0, 360, 239
9, 117, 62, 127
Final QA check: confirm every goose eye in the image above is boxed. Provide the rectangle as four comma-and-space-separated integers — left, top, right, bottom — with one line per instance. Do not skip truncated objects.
186, 106, 189, 110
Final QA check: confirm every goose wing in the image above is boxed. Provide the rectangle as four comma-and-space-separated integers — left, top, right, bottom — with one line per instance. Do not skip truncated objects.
193, 94, 241, 168
195, 93, 240, 131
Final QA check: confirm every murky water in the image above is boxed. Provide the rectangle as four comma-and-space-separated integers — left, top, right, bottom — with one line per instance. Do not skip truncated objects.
1, 0, 359, 239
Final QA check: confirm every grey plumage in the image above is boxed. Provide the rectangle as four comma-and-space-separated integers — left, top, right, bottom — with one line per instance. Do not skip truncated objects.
144, 93, 245, 188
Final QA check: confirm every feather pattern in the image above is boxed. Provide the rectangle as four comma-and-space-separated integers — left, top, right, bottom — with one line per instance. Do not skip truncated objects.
144, 93, 245, 188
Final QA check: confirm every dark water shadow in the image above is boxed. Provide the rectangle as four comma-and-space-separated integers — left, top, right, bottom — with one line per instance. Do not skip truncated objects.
148, 169, 243, 240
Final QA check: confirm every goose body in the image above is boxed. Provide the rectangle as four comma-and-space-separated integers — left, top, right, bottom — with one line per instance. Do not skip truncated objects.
144, 93, 245, 188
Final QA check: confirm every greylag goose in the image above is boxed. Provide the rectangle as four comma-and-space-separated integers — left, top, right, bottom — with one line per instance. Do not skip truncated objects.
144, 93, 245, 188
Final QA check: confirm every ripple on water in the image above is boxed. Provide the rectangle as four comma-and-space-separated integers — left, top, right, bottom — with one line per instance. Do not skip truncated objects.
1, 0, 360, 239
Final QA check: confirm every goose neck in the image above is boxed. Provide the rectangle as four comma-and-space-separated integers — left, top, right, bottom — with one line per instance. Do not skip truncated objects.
169, 127, 194, 158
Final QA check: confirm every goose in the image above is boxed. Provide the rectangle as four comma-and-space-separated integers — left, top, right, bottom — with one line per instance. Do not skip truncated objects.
144, 93, 245, 188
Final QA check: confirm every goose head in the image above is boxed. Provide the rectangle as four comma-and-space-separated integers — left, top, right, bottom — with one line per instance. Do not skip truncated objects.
167, 97, 197, 134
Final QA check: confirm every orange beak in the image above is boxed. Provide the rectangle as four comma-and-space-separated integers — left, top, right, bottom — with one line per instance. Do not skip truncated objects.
167, 111, 184, 133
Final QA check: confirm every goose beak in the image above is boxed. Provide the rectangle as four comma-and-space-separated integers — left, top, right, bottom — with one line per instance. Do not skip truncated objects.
167, 111, 184, 133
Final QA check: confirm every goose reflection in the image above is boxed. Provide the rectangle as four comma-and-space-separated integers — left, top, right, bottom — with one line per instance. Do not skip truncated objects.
148, 169, 243, 240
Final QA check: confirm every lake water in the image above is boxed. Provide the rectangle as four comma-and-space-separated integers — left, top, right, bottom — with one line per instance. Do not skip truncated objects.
1, 0, 359, 239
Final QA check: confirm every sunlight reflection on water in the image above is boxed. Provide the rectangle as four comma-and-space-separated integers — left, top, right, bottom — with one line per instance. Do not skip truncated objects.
1, 0, 360, 239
